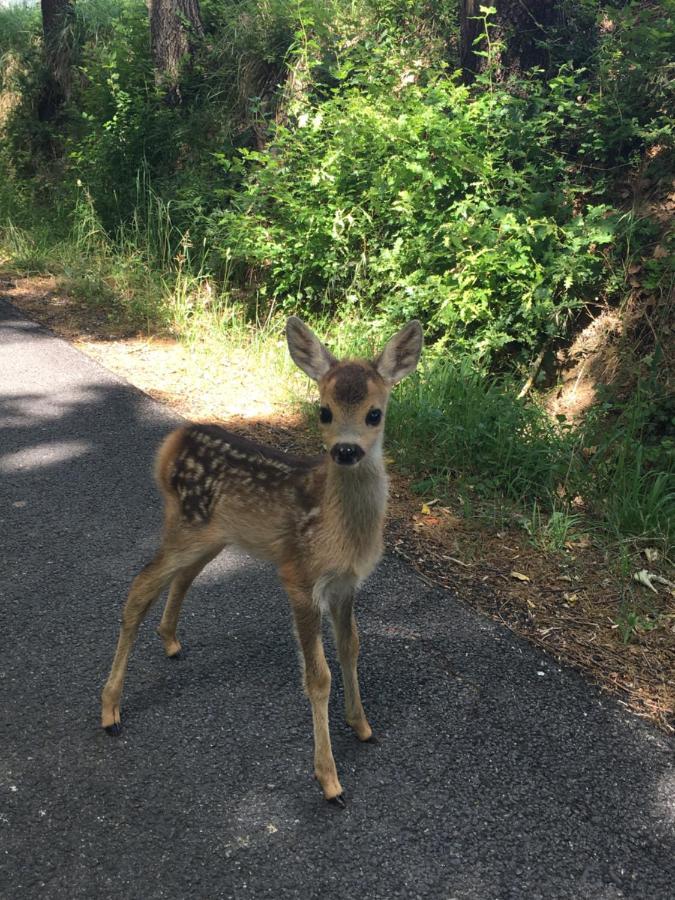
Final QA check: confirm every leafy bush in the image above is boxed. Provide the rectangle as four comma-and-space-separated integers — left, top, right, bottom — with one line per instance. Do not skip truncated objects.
214, 54, 622, 365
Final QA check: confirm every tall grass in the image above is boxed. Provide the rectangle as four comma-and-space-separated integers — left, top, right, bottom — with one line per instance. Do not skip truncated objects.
385, 356, 674, 548
0, 176, 301, 390
386, 358, 576, 502
584, 387, 675, 543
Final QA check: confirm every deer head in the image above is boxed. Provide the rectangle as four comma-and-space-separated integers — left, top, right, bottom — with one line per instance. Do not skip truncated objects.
286, 317, 424, 468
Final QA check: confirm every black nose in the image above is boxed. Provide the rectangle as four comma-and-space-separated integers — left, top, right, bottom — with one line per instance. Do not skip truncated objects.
331, 443, 365, 466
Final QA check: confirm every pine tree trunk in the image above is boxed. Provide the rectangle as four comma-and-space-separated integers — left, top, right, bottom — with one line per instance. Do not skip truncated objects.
460, 0, 559, 84
147, 0, 204, 104
38, 0, 72, 121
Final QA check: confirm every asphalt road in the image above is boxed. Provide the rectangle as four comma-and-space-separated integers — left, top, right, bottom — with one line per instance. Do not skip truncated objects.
1, 299, 674, 900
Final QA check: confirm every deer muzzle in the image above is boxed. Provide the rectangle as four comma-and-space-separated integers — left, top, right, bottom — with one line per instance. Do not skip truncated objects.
330, 443, 365, 466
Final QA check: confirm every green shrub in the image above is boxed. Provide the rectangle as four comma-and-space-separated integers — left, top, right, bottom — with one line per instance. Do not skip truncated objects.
214, 61, 619, 365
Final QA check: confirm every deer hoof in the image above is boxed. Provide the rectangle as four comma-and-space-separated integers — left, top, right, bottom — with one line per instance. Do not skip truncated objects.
105, 722, 122, 737
363, 734, 378, 744
327, 794, 346, 809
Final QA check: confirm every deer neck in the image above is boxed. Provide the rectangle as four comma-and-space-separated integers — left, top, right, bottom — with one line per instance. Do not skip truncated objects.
321, 448, 388, 555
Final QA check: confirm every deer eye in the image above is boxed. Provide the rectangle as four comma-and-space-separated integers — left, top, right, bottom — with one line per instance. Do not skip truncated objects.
366, 408, 382, 426
319, 406, 333, 424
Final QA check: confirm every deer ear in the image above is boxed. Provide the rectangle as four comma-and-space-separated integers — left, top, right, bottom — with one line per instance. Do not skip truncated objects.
286, 317, 337, 381
375, 320, 424, 384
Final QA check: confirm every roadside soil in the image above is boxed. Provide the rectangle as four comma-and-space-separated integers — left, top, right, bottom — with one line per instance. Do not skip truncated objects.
2, 273, 673, 732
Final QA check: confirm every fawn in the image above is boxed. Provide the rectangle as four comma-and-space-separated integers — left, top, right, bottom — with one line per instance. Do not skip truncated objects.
101, 316, 423, 805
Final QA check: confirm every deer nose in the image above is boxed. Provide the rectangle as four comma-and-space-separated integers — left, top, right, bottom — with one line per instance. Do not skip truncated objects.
331, 443, 365, 466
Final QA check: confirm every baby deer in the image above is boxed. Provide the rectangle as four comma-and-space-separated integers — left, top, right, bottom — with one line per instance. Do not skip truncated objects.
101, 316, 423, 805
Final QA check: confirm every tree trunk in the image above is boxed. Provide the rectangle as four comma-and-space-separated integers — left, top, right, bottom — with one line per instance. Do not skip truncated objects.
147, 0, 204, 104
38, 0, 72, 121
460, 0, 559, 84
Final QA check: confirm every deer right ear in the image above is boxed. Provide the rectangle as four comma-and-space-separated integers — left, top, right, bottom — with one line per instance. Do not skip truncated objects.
286, 317, 337, 381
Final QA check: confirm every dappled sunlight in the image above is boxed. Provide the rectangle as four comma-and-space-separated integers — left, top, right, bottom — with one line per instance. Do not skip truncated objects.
0, 439, 91, 473
2, 276, 307, 422
0, 387, 110, 426
218, 787, 299, 860
363, 621, 422, 641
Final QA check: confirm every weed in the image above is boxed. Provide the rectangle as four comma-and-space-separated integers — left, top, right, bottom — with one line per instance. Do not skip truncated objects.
614, 604, 662, 645
1, 222, 52, 274
523, 502, 585, 554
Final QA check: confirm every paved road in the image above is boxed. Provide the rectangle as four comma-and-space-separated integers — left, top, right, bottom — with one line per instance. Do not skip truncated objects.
1, 299, 673, 900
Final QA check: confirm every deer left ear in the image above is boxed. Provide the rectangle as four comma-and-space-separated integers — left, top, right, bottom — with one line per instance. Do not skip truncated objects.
375, 320, 424, 385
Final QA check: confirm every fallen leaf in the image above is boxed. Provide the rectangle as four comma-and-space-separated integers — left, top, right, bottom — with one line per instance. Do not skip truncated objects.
653, 244, 668, 259
511, 571, 531, 582
633, 569, 658, 593
644, 547, 659, 563
421, 503, 431, 515
423, 516, 441, 527
563, 592, 579, 605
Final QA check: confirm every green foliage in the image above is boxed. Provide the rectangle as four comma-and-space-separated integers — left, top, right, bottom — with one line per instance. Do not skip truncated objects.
0, 0, 326, 237
217, 67, 621, 365
1, 0, 669, 362
384, 358, 673, 545
385, 356, 576, 501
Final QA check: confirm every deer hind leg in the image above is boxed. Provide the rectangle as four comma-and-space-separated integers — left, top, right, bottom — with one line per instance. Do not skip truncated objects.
101, 536, 220, 734
282, 572, 343, 804
157, 546, 223, 658
330, 594, 373, 742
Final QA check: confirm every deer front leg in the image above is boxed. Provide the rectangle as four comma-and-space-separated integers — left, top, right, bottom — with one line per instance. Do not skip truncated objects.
296, 606, 343, 803
330, 594, 373, 742
282, 574, 343, 804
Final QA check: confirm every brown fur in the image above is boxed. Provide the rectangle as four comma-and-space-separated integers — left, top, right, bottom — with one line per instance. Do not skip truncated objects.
325, 362, 380, 406
100, 318, 423, 803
